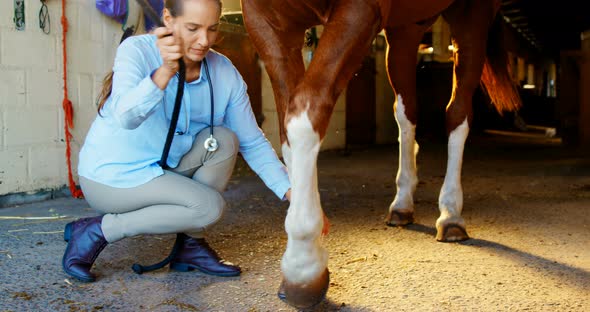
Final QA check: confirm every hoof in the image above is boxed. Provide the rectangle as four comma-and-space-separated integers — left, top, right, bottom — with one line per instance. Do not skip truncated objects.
385, 210, 414, 226
278, 269, 330, 309
436, 223, 469, 242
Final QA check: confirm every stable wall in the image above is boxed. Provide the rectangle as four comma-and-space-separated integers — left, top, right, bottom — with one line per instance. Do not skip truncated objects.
0, 0, 121, 197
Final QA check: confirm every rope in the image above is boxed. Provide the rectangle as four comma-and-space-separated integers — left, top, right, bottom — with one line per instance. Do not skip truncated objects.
61, 0, 83, 198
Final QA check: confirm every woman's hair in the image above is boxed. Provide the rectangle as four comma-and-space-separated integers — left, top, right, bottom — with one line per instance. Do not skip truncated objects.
96, 0, 223, 115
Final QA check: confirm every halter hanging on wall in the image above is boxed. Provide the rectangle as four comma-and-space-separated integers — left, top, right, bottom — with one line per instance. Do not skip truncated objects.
39, 0, 50, 34
13, 0, 25, 31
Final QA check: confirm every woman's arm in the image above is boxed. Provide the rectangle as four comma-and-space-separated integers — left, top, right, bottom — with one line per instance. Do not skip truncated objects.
224, 73, 291, 200
108, 29, 182, 129
151, 27, 182, 90
108, 38, 164, 129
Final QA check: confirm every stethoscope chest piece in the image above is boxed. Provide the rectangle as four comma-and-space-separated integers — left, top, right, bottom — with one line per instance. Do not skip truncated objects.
204, 135, 218, 152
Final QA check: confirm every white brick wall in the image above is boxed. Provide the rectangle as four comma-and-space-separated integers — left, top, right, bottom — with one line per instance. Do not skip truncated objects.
28, 69, 60, 109
1, 32, 57, 69
29, 145, 63, 189
4, 108, 59, 146
0, 68, 26, 108
0, 148, 28, 193
0, 0, 121, 195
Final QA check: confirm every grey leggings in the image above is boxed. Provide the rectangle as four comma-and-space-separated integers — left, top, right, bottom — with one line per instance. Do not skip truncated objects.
80, 127, 239, 243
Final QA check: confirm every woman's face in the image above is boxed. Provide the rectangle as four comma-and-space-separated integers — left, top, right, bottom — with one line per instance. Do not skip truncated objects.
164, 0, 221, 65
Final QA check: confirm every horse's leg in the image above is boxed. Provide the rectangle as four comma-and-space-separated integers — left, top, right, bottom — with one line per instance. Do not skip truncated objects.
279, 2, 381, 308
436, 0, 498, 242
243, 2, 326, 308
383, 22, 434, 226
241, 2, 306, 170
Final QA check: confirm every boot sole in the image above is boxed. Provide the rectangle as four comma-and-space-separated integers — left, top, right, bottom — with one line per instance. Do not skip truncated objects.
169, 262, 241, 277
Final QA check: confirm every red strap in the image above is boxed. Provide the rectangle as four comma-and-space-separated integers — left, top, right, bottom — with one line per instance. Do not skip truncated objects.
61, 0, 83, 198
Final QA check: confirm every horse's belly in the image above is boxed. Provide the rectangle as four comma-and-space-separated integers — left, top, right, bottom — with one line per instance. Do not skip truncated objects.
384, 0, 455, 27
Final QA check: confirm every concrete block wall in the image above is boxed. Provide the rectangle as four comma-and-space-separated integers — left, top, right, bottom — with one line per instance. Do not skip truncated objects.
0, 0, 121, 196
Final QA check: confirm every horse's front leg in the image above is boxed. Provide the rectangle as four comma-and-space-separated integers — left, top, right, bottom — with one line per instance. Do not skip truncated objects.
281, 101, 330, 309
243, 11, 326, 311
279, 1, 381, 308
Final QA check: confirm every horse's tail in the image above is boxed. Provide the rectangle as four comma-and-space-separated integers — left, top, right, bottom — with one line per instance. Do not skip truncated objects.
480, 13, 521, 114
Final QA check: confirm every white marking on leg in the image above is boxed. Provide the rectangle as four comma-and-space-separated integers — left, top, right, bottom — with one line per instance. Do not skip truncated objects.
390, 94, 419, 213
281, 109, 328, 284
281, 142, 292, 171
438, 118, 469, 222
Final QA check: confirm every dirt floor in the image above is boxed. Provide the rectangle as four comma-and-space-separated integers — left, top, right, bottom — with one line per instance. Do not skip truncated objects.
1, 131, 589, 311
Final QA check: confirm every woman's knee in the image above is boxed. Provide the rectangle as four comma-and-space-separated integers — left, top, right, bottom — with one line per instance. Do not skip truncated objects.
213, 127, 239, 156
209, 191, 226, 221
187, 191, 226, 227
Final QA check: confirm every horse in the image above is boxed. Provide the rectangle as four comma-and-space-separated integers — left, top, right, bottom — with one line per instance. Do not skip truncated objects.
241, 0, 521, 308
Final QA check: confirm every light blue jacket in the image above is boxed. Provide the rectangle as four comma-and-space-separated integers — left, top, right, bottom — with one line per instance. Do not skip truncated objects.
78, 34, 290, 199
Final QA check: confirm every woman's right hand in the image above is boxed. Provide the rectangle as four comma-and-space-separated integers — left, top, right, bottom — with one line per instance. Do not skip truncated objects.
154, 27, 183, 76
152, 27, 183, 89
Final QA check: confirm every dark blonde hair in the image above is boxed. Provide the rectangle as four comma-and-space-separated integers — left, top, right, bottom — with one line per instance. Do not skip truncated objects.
96, 0, 223, 115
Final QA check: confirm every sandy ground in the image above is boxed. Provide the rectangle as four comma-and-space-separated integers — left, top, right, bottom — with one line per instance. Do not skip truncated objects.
1, 132, 589, 311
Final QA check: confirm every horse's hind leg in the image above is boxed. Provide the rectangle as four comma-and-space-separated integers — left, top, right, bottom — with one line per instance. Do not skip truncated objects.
436, 0, 498, 242
383, 22, 434, 226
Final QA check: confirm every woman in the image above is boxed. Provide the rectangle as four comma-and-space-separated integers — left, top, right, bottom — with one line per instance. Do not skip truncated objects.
63, 0, 292, 282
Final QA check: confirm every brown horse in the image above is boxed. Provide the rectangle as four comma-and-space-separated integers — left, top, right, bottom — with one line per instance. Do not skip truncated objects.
241, 0, 520, 308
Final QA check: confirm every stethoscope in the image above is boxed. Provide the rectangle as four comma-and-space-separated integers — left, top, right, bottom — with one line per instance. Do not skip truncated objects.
170, 58, 218, 152
202, 58, 218, 152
